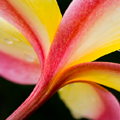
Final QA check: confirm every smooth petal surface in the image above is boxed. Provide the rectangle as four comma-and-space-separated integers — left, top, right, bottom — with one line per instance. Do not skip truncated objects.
0, 0, 61, 68
63, 0, 120, 67
44, 0, 120, 79
58, 82, 120, 120
0, 13, 40, 84
0, 17, 39, 63
0, 51, 40, 84
7, 0, 62, 45
53, 62, 120, 91
0, 0, 61, 84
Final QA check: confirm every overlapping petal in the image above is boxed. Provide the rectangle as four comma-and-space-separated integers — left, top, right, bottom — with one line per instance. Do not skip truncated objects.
44, 0, 120, 80
0, 0, 120, 119
0, 0, 61, 84
6, 0, 62, 45
41, 1, 120, 119
0, 0, 61, 68
53, 62, 120, 91
0, 16, 41, 84
43, 62, 120, 120
58, 82, 120, 120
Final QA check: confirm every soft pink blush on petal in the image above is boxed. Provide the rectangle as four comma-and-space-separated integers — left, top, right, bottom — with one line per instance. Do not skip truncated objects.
0, 0, 120, 119
0, 51, 40, 84
42, 0, 120, 85
93, 84, 120, 120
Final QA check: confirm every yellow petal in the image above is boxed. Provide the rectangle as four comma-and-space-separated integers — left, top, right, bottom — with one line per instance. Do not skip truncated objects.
66, 1, 120, 67
0, 17, 39, 64
52, 62, 120, 92
9, 0, 62, 51
58, 83, 104, 119
47, 0, 120, 71
58, 82, 120, 120
0, 0, 61, 63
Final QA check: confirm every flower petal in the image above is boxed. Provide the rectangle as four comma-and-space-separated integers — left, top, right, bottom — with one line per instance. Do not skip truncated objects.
6, 0, 62, 44
0, 0, 61, 68
0, 51, 40, 84
45, 0, 120, 74
0, 18, 40, 84
0, 0, 61, 83
58, 82, 120, 120
65, 0, 120, 66
0, 17, 39, 63
53, 62, 120, 91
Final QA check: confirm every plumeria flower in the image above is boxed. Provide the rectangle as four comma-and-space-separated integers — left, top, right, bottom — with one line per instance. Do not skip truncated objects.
0, 0, 120, 120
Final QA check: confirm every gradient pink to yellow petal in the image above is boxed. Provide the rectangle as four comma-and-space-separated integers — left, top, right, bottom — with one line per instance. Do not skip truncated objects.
0, 17, 40, 64
0, 0, 61, 69
59, 82, 120, 120
54, 62, 120, 91
0, 0, 120, 119
45, 0, 120, 75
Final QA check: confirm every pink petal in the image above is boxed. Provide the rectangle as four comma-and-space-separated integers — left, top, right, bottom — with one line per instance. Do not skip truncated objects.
94, 84, 120, 120
44, 0, 120, 82
0, 51, 40, 84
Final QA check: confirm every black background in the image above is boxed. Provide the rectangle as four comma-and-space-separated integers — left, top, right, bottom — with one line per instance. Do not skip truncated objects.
0, 0, 120, 119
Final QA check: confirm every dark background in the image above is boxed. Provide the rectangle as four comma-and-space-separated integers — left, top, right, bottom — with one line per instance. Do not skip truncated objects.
0, 0, 120, 120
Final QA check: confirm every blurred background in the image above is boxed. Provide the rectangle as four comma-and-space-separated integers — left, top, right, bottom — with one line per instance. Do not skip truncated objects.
0, 0, 120, 120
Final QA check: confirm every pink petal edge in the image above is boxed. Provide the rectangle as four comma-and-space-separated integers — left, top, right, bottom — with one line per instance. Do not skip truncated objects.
43, 0, 120, 84
60, 82, 120, 120
53, 62, 120, 92
92, 83, 120, 120
0, 51, 40, 84
0, 0, 119, 119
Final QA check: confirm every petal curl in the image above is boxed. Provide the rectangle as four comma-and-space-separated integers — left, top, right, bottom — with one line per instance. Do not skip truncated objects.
58, 82, 120, 120
0, 51, 40, 84
52, 62, 120, 91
